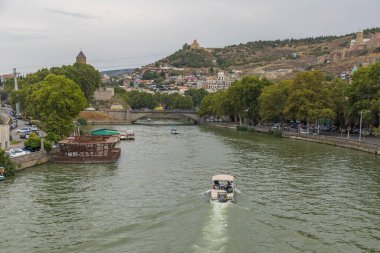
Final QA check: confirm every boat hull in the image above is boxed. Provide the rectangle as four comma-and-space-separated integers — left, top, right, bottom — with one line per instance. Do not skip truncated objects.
210, 189, 234, 202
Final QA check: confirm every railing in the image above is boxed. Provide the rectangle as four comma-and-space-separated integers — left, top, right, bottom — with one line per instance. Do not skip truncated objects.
282, 131, 380, 154
130, 109, 197, 113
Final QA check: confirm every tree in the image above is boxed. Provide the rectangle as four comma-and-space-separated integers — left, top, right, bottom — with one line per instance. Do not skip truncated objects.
227, 76, 271, 125
330, 78, 349, 128
259, 80, 290, 124
171, 94, 194, 110
22, 64, 100, 101
184, 88, 209, 107
284, 71, 335, 128
21, 74, 87, 137
127, 91, 157, 109
0, 150, 15, 176
24, 132, 41, 151
348, 62, 380, 127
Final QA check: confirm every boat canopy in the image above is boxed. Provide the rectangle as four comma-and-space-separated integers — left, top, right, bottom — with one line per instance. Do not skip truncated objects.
91, 129, 120, 136
212, 174, 234, 181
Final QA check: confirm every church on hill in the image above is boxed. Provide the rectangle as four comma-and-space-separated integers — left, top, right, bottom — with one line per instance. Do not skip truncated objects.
76, 50, 86, 64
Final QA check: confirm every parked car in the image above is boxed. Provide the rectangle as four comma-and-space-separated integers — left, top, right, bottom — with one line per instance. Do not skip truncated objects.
7, 148, 30, 157
16, 127, 32, 134
31, 125, 38, 132
24, 146, 41, 152
20, 131, 32, 139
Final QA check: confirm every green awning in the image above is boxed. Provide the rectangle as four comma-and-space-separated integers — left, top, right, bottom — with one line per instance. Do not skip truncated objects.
91, 129, 120, 136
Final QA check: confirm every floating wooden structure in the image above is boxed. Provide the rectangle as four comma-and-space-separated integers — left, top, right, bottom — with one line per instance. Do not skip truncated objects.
54, 135, 121, 163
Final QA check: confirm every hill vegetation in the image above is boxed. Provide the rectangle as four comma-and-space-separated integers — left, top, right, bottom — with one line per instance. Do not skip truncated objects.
156, 28, 380, 79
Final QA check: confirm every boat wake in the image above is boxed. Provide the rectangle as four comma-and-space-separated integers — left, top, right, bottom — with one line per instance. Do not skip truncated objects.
199, 189, 211, 196
193, 202, 230, 253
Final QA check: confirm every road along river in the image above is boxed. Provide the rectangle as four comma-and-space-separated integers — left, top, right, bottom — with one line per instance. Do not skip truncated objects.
0, 125, 379, 253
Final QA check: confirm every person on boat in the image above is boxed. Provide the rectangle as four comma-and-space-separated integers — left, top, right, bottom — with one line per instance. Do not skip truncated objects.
213, 180, 220, 189
226, 181, 232, 193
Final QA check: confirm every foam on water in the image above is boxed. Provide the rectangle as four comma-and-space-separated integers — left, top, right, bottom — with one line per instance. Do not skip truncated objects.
193, 202, 230, 253
199, 189, 211, 196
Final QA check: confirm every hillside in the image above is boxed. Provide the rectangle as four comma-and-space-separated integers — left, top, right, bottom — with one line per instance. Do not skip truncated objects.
156, 28, 380, 79
101, 68, 134, 77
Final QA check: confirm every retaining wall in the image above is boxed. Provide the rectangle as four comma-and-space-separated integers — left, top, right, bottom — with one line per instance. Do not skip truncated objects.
10, 148, 59, 171
282, 132, 380, 155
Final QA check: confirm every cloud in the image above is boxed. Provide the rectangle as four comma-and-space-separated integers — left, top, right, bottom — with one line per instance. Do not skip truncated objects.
2, 27, 50, 40
45, 8, 101, 19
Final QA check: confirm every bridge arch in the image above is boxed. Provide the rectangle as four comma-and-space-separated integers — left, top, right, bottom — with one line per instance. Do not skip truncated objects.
129, 110, 199, 124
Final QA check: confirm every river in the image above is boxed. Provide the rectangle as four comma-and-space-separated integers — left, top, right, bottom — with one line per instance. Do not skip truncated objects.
0, 124, 379, 253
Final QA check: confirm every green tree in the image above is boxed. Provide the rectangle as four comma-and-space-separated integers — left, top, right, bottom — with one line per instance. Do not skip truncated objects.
259, 80, 290, 124
142, 71, 158, 80
184, 88, 209, 107
22, 63, 100, 101
21, 74, 87, 137
284, 71, 335, 127
0, 150, 15, 176
171, 94, 194, 109
199, 90, 231, 119
348, 62, 380, 127
227, 76, 271, 125
330, 78, 349, 128
127, 91, 157, 109
24, 132, 41, 150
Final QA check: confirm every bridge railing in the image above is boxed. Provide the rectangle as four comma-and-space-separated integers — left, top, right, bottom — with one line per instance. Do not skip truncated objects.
130, 109, 197, 113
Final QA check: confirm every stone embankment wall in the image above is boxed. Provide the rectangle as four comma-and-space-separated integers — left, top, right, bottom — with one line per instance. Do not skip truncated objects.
10, 148, 59, 171
282, 132, 380, 155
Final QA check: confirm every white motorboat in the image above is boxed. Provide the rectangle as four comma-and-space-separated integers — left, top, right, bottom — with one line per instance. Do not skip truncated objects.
119, 131, 127, 140
126, 130, 135, 140
119, 130, 135, 140
170, 128, 179, 134
210, 174, 235, 202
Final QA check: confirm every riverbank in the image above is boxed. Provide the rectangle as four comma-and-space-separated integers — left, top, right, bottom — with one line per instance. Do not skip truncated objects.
282, 131, 380, 155
203, 122, 380, 155
9, 148, 59, 171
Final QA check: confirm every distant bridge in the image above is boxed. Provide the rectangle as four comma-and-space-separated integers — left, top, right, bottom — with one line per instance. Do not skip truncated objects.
105, 109, 201, 124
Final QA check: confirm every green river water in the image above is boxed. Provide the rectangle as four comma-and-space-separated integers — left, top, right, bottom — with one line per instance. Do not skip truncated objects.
0, 125, 379, 253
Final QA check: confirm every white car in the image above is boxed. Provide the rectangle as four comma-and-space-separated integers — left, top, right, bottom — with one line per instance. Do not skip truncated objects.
8, 148, 30, 157
16, 127, 32, 134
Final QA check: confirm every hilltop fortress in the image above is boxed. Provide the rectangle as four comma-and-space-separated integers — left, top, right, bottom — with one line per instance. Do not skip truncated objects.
330, 30, 380, 61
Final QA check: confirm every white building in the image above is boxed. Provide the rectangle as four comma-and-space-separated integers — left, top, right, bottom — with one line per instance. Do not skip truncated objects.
203, 72, 233, 92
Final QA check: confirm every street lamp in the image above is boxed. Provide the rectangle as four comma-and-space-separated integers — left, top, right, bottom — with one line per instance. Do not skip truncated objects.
359, 110, 363, 142
358, 109, 371, 142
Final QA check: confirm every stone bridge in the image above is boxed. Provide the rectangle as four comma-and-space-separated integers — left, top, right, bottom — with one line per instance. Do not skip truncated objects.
105, 109, 201, 124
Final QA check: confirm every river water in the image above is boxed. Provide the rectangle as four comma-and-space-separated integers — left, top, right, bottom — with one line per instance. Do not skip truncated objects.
0, 125, 379, 253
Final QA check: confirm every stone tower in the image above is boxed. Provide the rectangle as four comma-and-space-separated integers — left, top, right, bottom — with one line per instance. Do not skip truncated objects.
76, 50, 86, 64
356, 29, 364, 45
190, 40, 200, 50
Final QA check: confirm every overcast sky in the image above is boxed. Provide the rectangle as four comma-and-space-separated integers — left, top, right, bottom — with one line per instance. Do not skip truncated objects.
0, 0, 379, 74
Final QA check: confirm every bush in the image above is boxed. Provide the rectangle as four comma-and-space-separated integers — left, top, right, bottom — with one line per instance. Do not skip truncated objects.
43, 140, 53, 151
46, 132, 60, 143
24, 132, 41, 150
0, 150, 16, 176
373, 127, 380, 137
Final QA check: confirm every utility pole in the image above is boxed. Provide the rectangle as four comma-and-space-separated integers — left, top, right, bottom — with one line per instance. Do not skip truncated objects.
13, 68, 20, 115
359, 110, 363, 142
